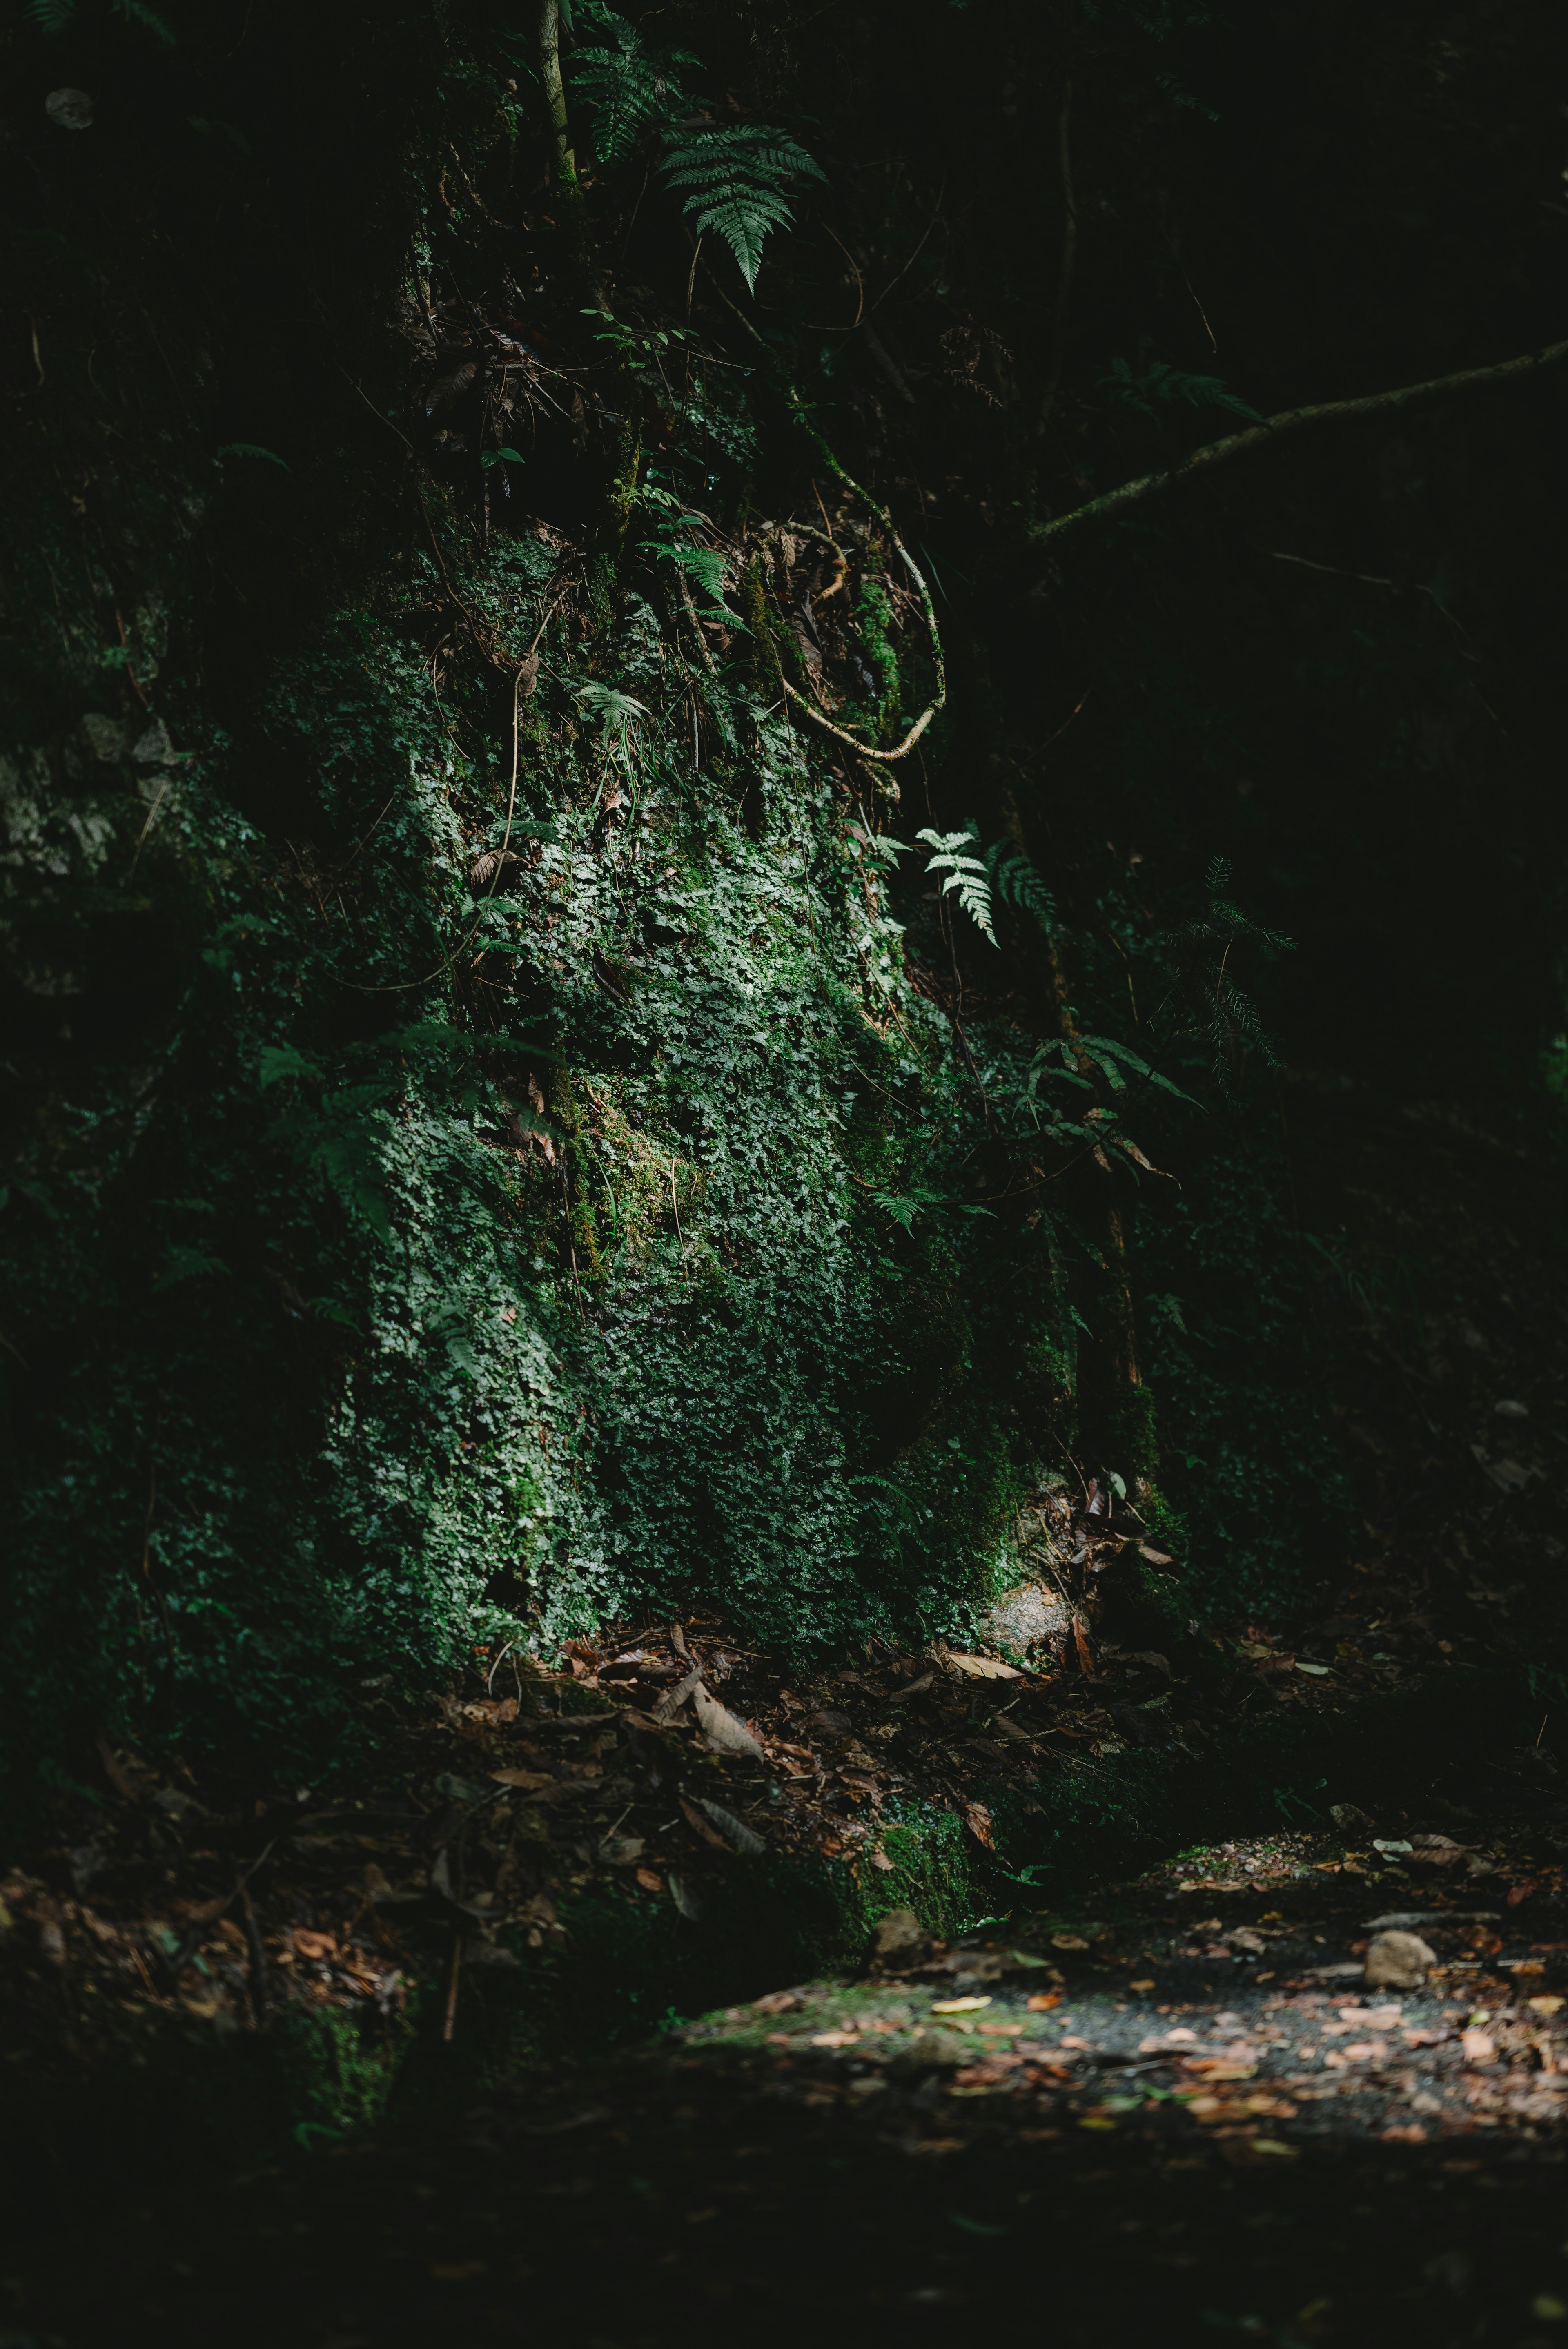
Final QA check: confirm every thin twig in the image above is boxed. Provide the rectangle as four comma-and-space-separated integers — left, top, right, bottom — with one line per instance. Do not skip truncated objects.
869, 171, 947, 313
1031, 336, 1568, 548
240, 1883, 269, 2028
442, 1929, 463, 2042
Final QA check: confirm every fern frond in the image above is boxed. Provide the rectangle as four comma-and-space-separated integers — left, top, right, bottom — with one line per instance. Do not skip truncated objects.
575, 682, 649, 740
984, 836, 1056, 933
642, 539, 739, 624
114, 0, 176, 40
29, 0, 78, 27
1100, 356, 1262, 426
659, 123, 825, 292
916, 825, 998, 946
570, 8, 695, 165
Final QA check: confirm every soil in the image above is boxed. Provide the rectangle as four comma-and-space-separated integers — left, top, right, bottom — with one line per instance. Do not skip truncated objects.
9, 1781, 1568, 2347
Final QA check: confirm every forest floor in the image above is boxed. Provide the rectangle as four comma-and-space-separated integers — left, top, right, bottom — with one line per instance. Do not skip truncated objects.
10, 1789, 1568, 2348
3, 1081, 1564, 2346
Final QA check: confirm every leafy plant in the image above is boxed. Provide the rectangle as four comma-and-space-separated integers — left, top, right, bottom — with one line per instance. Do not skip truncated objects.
660, 124, 826, 293
570, 11, 699, 162
916, 824, 997, 945
1100, 357, 1262, 426
985, 836, 1057, 933
567, 9, 824, 290
1163, 857, 1294, 1093
29, 0, 175, 39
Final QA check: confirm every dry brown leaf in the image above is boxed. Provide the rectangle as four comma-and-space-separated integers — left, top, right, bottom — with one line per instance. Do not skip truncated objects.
888, 1672, 935, 1702
962, 1801, 995, 1850
654, 1668, 703, 1724
468, 848, 521, 895
490, 1768, 554, 1790
1073, 1616, 1096, 1676
697, 1797, 767, 1857
692, 1682, 767, 1760
680, 1795, 731, 1852
948, 1653, 1023, 1681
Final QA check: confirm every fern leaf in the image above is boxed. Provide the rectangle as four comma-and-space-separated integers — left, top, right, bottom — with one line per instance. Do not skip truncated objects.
916, 825, 998, 946
659, 123, 824, 292
984, 836, 1056, 933
1101, 357, 1262, 426
114, 0, 176, 40
570, 9, 696, 165
29, 0, 79, 29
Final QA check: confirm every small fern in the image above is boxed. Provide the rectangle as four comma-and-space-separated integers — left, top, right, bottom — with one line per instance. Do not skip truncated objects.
567, 11, 823, 291
571, 11, 697, 165
984, 836, 1057, 932
1100, 356, 1262, 426
575, 682, 649, 744
30, 0, 175, 38
917, 824, 997, 947
1163, 855, 1294, 1092
660, 124, 825, 293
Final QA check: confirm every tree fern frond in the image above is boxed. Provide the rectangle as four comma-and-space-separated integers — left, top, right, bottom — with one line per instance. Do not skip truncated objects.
916, 825, 997, 946
659, 123, 825, 292
29, 0, 79, 29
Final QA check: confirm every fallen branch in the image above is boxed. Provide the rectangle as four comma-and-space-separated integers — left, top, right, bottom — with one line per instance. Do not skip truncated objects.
1031, 336, 1568, 548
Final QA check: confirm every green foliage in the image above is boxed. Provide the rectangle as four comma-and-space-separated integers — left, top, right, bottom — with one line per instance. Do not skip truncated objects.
569, 12, 699, 163
985, 836, 1057, 933
660, 125, 826, 293
567, 11, 824, 290
1164, 857, 1294, 1094
1100, 357, 1263, 426
29, 0, 175, 38
916, 823, 997, 945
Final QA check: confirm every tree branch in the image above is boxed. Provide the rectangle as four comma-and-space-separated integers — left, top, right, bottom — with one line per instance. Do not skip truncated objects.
1031, 337, 1568, 548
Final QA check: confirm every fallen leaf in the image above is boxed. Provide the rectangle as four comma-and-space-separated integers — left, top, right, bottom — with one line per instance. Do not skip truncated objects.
653, 1668, 703, 1724
1295, 1661, 1331, 1677
1051, 1932, 1089, 1951
1461, 2029, 1496, 2064
292, 1929, 338, 1959
962, 1801, 995, 1849
696, 1797, 767, 1857
869, 1847, 895, 1871
679, 1796, 731, 1852
1508, 1881, 1540, 1906
932, 1997, 991, 2013
811, 2030, 859, 2048
1528, 1996, 1566, 2016
668, 1872, 701, 1921
490, 1768, 554, 1790
1138, 1544, 1175, 1566
1073, 1616, 1096, 1676
888, 1672, 935, 1703
1026, 1992, 1062, 2012
635, 1868, 664, 1893
692, 1683, 767, 1760
948, 1653, 1024, 1681
1130, 1979, 1156, 1993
